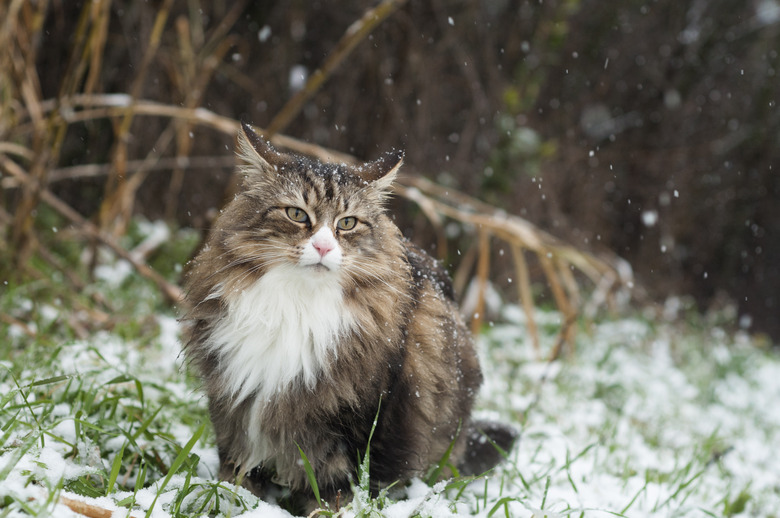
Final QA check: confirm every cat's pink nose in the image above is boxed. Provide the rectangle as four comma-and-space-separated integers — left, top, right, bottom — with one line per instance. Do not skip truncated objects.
313, 240, 334, 258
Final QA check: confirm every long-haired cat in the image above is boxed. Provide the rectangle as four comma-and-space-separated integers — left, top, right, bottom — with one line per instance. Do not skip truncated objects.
181, 122, 516, 512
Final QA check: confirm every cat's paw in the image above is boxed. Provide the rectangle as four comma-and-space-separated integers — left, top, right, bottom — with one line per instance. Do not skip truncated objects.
459, 419, 519, 476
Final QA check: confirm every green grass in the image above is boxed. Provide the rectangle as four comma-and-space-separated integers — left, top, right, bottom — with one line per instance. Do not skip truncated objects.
2, 219, 779, 517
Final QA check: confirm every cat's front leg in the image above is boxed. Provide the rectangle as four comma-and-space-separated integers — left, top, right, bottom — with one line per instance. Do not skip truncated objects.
296, 479, 352, 516
217, 457, 276, 499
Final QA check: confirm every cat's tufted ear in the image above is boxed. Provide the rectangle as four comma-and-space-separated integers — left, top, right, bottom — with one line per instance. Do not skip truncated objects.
356, 149, 404, 190
237, 121, 285, 175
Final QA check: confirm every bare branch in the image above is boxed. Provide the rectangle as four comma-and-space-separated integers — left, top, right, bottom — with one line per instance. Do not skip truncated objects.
1, 155, 183, 305
266, 0, 409, 137
6, 95, 632, 348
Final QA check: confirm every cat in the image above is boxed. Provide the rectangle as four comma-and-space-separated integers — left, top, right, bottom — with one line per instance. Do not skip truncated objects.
180, 121, 517, 512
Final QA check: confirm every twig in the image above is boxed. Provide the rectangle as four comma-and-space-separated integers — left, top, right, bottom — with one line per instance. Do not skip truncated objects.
547, 314, 578, 362
1, 155, 183, 305
99, 0, 175, 235
164, 15, 243, 220
510, 242, 540, 354
470, 229, 491, 335
400, 184, 448, 259
452, 243, 477, 300
0, 314, 37, 338
395, 178, 625, 352
7, 0, 57, 264
59, 495, 113, 518
1, 155, 236, 188
538, 253, 576, 348
265, 0, 408, 136
7, 95, 631, 342
19, 94, 357, 163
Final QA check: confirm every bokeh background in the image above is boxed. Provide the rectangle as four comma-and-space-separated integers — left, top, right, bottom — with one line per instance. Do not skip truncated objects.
2, 0, 778, 339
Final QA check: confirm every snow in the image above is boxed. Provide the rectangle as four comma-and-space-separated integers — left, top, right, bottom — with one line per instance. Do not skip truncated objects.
258, 25, 272, 43
94, 258, 133, 287
289, 65, 308, 92
483, 317, 780, 516
2, 294, 780, 516
239, 501, 295, 518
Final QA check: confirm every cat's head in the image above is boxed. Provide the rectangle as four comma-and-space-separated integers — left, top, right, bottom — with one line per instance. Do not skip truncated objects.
215, 122, 404, 280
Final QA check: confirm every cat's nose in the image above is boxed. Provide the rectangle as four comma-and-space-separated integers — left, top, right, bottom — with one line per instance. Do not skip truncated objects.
310, 226, 338, 260
313, 239, 334, 258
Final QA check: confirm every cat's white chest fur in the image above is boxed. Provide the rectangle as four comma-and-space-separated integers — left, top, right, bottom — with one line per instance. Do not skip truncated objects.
206, 264, 353, 405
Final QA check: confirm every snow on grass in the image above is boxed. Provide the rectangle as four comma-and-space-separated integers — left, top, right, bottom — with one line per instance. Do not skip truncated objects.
2, 265, 779, 516
476, 309, 780, 517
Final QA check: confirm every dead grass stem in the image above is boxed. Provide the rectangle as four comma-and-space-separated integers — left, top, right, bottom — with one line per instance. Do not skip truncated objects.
0, 2, 630, 356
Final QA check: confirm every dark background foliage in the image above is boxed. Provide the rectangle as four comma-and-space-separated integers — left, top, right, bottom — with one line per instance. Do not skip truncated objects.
9, 0, 780, 339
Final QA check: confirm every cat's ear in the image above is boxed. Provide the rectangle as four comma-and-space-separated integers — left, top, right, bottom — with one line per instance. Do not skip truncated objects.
237, 120, 285, 174
357, 149, 404, 190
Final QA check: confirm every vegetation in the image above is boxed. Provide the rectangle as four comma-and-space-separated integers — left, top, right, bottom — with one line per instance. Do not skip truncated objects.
1, 230, 778, 516
1, 0, 632, 353
1, 1, 778, 516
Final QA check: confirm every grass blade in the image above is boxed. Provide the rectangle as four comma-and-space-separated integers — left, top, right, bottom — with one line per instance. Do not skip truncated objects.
358, 397, 383, 491
296, 443, 322, 508
106, 441, 127, 495
487, 496, 521, 517
0, 432, 39, 483
425, 420, 462, 486
29, 374, 74, 387
144, 421, 206, 518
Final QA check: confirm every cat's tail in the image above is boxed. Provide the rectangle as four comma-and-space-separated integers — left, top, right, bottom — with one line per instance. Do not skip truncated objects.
458, 419, 519, 476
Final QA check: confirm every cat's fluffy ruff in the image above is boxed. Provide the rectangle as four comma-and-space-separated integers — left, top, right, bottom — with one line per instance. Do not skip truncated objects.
205, 263, 353, 406
181, 122, 515, 511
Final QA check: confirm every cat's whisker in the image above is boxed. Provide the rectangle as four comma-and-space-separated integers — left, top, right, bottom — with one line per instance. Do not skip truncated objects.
212, 247, 293, 273
345, 270, 404, 295
343, 262, 413, 300
343, 260, 404, 283
224, 258, 291, 288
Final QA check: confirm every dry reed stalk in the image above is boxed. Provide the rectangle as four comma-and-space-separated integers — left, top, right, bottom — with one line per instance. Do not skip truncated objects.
98, 0, 175, 237
29, 94, 367, 168
0, 1, 26, 135
1, 156, 236, 188
2, 155, 183, 305
0, 313, 37, 339
165, 15, 198, 221
393, 176, 628, 352
452, 244, 478, 301
83, 0, 111, 95
400, 183, 448, 258
547, 314, 577, 362
163, 5, 245, 220
470, 229, 492, 335
510, 242, 541, 353
538, 254, 576, 350
4, 1, 115, 269
6, 92, 629, 349
265, 0, 409, 137
5, 0, 53, 264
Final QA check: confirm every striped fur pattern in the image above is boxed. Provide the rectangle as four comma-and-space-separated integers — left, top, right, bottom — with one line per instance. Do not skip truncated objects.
181, 122, 514, 511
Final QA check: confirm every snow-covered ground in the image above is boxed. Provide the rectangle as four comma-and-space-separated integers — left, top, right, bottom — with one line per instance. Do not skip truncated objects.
476, 308, 780, 517
1, 303, 779, 517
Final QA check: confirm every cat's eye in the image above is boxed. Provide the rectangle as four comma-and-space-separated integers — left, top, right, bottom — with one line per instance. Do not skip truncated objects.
337, 216, 357, 231
286, 207, 309, 224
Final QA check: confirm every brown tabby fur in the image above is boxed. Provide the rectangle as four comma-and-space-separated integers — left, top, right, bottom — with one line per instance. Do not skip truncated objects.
181, 122, 515, 512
